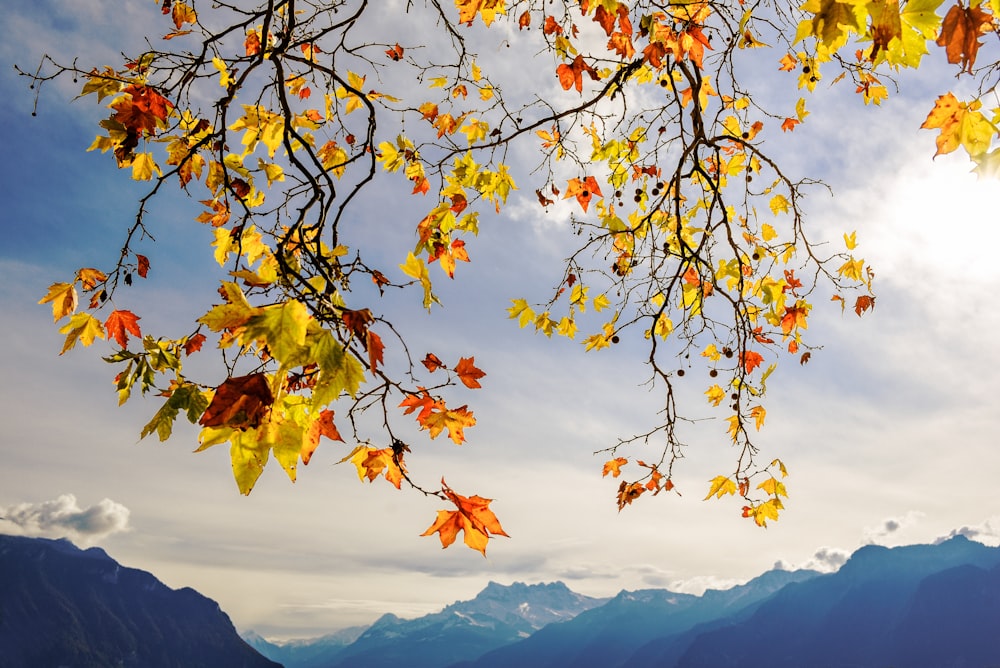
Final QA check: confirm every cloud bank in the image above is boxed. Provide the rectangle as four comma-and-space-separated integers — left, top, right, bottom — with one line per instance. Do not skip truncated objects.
0, 494, 131, 543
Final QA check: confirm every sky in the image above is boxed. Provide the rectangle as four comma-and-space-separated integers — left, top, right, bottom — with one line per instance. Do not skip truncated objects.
2, 0, 1000, 641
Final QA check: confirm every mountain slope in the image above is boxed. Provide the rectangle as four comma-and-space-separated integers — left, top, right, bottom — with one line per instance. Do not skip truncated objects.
0, 534, 279, 668
673, 536, 1000, 668
463, 569, 819, 668
325, 581, 607, 668
244, 627, 367, 668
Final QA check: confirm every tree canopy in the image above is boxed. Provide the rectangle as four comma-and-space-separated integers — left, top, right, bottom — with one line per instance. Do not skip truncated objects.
22, 0, 999, 555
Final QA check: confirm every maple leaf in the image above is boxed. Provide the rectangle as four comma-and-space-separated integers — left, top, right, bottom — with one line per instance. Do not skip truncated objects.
556, 55, 599, 93
183, 332, 207, 356
705, 475, 738, 499
936, 1, 993, 73
921, 92, 994, 157
104, 309, 142, 349
136, 254, 150, 278
422, 480, 508, 555
564, 176, 603, 212
385, 43, 404, 61
343, 445, 406, 489
422, 353, 445, 372
602, 457, 628, 477
854, 294, 876, 316
199, 373, 274, 430
423, 404, 477, 444
400, 388, 437, 423
39, 282, 78, 321
454, 356, 486, 389
366, 330, 385, 373
58, 312, 105, 354
740, 350, 765, 373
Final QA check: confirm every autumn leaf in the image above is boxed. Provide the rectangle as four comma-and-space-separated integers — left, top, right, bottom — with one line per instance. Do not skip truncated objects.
602, 457, 628, 477
854, 295, 876, 316
367, 330, 385, 373
564, 176, 603, 212
421, 480, 508, 555
199, 373, 273, 430
399, 388, 437, 423
454, 356, 486, 388
422, 353, 445, 372
740, 350, 765, 373
920, 92, 994, 157
39, 282, 78, 321
556, 55, 599, 93
183, 332, 207, 356
936, 1, 993, 73
422, 404, 477, 444
58, 312, 105, 354
704, 475, 738, 499
104, 309, 142, 349
342, 445, 406, 489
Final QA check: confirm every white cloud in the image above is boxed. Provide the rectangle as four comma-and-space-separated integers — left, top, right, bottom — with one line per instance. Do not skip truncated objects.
0, 494, 131, 543
934, 518, 1000, 547
862, 511, 925, 545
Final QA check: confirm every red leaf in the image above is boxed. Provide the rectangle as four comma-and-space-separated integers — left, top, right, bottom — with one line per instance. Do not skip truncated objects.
199, 373, 273, 429
184, 332, 207, 356
104, 309, 142, 349
136, 254, 150, 278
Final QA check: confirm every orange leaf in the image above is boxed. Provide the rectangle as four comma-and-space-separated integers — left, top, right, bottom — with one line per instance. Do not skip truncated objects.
854, 295, 876, 316
740, 350, 764, 373
936, 1, 993, 73
199, 373, 273, 429
518, 10, 531, 29
564, 176, 603, 213
385, 43, 404, 61
422, 353, 445, 372
454, 356, 486, 389
104, 309, 142, 348
602, 457, 628, 478
399, 388, 437, 423
136, 254, 150, 278
781, 117, 800, 132
367, 330, 385, 372
556, 55, 598, 93
245, 31, 261, 56
421, 480, 508, 556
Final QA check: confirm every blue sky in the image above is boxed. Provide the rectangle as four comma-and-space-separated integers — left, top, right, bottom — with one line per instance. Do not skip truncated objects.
2, 0, 1000, 640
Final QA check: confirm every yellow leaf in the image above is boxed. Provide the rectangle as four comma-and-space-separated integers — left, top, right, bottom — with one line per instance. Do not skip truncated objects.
749, 405, 766, 430
57, 312, 105, 354
769, 194, 790, 215
757, 475, 788, 497
705, 384, 726, 406
38, 282, 78, 321
507, 298, 535, 328
844, 230, 857, 249
131, 153, 160, 181
400, 252, 438, 310
704, 475, 738, 500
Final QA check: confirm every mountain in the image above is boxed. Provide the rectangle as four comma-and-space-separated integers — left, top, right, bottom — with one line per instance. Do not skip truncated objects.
244, 626, 367, 668
669, 535, 1000, 668
0, 534, 279, 668
252, 581, 607, 668
461, 568, 819, 668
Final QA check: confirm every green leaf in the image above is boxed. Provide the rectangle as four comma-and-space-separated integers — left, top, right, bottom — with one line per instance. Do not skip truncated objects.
241, 300, 311, 364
